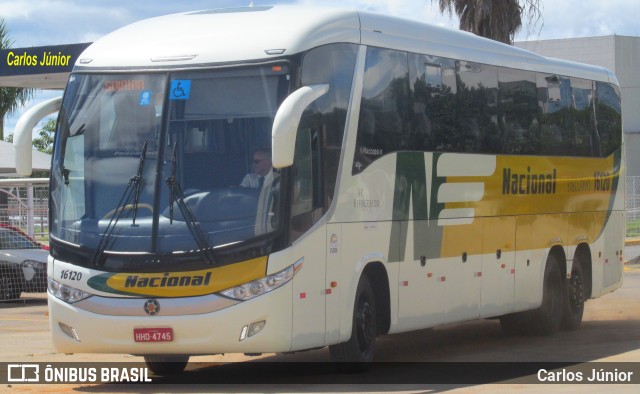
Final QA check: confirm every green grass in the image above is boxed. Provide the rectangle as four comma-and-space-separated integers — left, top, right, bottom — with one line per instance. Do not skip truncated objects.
627, 219, 640, 238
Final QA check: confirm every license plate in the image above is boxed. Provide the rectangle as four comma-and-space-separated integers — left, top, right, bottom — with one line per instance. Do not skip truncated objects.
133, 327, 174, 343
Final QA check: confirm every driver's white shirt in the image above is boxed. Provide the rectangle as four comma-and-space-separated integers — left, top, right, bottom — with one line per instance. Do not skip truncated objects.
240, 170, 274, 189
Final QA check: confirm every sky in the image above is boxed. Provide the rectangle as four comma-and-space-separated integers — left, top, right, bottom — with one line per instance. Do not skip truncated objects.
1, 0, 640, 137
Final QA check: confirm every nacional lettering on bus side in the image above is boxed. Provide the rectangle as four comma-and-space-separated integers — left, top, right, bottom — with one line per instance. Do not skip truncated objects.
502, 167, 557, 195
503, 167, 614, 195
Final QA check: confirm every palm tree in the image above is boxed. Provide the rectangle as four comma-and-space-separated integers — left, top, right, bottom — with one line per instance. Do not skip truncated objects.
0, 17, 36, 140
0, 18, 37, 220
432, 0, 543, 45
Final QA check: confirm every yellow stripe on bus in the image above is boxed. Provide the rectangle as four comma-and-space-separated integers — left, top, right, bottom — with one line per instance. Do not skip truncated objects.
101, 256, 268, 298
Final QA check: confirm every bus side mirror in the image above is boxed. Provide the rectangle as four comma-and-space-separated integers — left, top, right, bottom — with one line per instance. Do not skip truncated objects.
271, 84, 329, 168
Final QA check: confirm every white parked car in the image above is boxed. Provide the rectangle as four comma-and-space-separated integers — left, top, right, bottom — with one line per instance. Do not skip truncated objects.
0, 225, 49, 300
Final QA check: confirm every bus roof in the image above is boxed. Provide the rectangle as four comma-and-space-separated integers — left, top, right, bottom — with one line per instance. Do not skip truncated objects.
76, 5, 617, 85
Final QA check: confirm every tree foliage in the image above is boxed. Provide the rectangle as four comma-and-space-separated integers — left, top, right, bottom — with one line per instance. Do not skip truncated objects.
432, 0, 543, 44
0, 17, 36, 140
4, 118, 55, 155
31, 118, 56, 155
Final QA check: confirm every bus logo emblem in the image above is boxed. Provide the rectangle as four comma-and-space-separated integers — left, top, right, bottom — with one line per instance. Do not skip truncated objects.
143, 299, 161, 316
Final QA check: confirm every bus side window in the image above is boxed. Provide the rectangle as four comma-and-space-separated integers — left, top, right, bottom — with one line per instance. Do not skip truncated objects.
572, 78, 597, 157
595, 81, 622, 157
498, 67, 539, 155
539, 74, 574, 156
353, 47, 410, 174
290, 123, 323, 242
457, 61, 499, 154
408, 53, 457, 153
291, 127, 313, 217
301, 43, 357, 207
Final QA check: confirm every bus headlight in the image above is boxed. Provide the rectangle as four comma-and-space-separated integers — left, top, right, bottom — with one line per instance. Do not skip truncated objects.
48, 277, 92, 304
219, 258, 302, 301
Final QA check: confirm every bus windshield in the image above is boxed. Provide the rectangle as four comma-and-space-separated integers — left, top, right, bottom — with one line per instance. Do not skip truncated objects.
50, 65, 291, 266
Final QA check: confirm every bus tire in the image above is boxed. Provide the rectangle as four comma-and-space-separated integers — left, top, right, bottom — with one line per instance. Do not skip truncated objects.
329, 275, 377, 372
562, 261, 585, 331
143, 355, 189, 375
499, 312, 530, 336
530, 255, 564, 336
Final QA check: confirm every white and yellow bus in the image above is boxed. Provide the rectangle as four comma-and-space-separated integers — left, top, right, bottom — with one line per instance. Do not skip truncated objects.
40, 5, 623, 373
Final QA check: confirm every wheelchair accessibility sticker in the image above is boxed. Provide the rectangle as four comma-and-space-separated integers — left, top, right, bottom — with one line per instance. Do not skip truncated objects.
170, 80, 191, 100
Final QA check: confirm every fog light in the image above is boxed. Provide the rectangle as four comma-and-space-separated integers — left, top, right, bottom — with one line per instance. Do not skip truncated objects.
239, 320, 266, 341
239, 325, 249, 341
248, 320, 266, 337
59, 322, 81, 342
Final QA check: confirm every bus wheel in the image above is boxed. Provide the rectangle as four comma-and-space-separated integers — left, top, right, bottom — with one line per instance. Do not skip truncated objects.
531, 255, 564, 336
329, 275, 377, 372
143, 355, 189, 375
562, 262, 585, 331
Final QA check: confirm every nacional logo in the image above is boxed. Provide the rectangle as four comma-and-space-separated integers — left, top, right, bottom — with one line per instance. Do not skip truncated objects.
125, 272, 212, 289
143, 299, 160, 316
502, 167, 557, 195
86, 256, 268, 297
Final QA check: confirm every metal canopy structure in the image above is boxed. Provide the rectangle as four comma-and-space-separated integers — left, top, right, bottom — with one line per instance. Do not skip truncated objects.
0, 140, 51, 176
0, 42, 89, 176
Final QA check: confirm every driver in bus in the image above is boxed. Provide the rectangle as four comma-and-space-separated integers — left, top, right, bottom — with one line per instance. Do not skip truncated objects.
240, 147, 274, 192
241, 147, 279, 236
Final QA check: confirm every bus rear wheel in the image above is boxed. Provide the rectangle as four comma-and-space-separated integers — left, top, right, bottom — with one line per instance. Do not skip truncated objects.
329, 275, 377, 372
143, 355, 189, 375
562, 262, 585, 330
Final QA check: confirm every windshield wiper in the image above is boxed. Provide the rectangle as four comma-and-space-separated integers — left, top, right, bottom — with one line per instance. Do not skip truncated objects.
131, 141, 148, 226
165, 143, 216, 265
92, 142, 148, 267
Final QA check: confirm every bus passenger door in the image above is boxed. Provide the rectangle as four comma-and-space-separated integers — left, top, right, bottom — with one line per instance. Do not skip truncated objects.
290, 228, 326, 351
289, 126, 327, 350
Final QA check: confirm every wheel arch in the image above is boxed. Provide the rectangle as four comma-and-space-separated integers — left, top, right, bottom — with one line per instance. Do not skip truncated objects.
549, 245, 567, 275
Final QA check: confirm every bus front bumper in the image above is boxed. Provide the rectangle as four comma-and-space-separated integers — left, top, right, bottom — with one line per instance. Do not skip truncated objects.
48, 284, 293, 355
